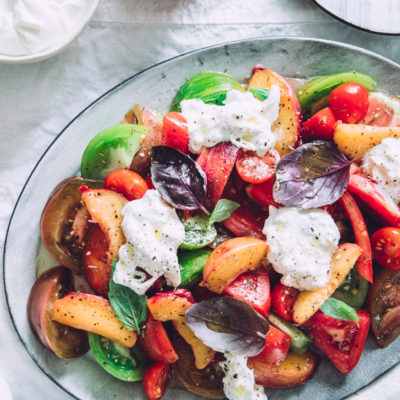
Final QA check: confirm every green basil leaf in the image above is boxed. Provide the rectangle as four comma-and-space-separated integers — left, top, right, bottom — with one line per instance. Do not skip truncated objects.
108, 261, 148, 334
185, 297, 269, 356
209, 199, 240, 225
320, 297, 359, 325
180, 215, 217, 250
248, 87, 270, 101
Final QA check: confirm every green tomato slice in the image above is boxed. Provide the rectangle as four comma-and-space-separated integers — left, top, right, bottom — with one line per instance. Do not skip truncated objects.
81, 124, 148, 179
170, 71, 244, 112
297, 72, 376, 119
180, 215, 217, 250
179, 249, 211, 287
88, 333, 148, 381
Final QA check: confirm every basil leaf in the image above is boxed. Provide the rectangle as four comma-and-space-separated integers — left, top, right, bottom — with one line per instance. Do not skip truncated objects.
180, 215, 217, 250
185, 297, 269, 356
273, 140, 351, 208
151, 146, 208, 214
248, 87, 270, 101
320, 297, 359, 325
209, 199, 240, 225
108, 261, 148, 334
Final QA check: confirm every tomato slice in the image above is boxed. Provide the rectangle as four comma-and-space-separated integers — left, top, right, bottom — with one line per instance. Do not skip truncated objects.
371, 227, 400, 271
361, 96, 397, 127
329, 82, 369, 124
301, 107, 337, 141
302, 309, 370, 374
235, 149, 280, 184
143, 362, 171, 400
271, 282, 299, 321
161, 112, 189, 153
104, 169, 148, 201
223, 269, 271, 317
138, 312, 178, 364
249, 325, 290, 366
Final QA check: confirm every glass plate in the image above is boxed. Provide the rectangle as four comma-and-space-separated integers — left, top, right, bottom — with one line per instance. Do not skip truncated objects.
4, 37, 400, 400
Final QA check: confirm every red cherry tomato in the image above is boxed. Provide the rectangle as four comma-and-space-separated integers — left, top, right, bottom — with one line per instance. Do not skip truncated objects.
235, 149, 280, 184
161, 112, 189, 153
139, 312, 178, 363
249, 325, 290, 366
143, 362, 171, 400
301, 107, 337, 141
104, 169, 148, 201
329, 82, 369, 123
223, 269, 271, 317
302, 309, 370, 374
271, 282, 299, 321
371, 227, 400, 271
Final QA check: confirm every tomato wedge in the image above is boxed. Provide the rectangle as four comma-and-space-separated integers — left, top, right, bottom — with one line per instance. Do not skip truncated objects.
338, 191, 373, 283
302, 309, 370, 374
302, 107, 337, 141
246, 178, 281, 210
235, 149, 280, 184
161, 112, 189, 153
223, 269, 271, 317
371, 227, 400, 271
249, 325, 290, 366
271, 282, 299, 321
143, 362, 172, 400
138, 312, 178, 364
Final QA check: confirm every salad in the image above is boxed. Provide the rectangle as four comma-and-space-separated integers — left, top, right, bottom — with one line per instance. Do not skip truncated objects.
27, 66, 400, 400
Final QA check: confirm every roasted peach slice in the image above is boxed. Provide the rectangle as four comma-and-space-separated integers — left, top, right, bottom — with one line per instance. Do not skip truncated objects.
202, 237, 268, 294
51, 292, 137, 347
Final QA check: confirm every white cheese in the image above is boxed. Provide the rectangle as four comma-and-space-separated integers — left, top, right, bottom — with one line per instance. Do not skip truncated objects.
113, 190, 185, 294
361, 137, 400, 207
180, 87, 280, 157
263, 206, 340, 291
220, 353, 268, 400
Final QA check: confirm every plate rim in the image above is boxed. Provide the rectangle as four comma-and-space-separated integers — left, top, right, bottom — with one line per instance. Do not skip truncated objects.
3, 35, 400, 400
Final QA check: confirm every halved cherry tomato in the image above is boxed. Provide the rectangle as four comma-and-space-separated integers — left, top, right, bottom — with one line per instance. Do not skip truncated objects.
104, 169, 148, 201
235, 149, 280, 184
302, 309, 370, 374
139, 312, 178, 363
246, 178, 281, 210
249, 325, 290, 366
223, 269, 271, 317
301, 107, 337, 141
161, 112, 189, 153
143, 362, 171, 400
82, 224, 110, 297
338, 191, 373, 282
371, 227, 400, 271
271, 282, 299, 321
329, 82, 369, 124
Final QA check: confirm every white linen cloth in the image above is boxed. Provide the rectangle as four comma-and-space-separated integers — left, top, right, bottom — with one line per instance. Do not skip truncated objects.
1, 1, 400, 399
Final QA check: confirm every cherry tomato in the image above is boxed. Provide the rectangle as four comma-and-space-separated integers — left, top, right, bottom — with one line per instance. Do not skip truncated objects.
329, 82, 369, 124
143, 362, 171, 400
82, 224, 110, 297
235, 149, 280, 184
249, 325, 290, 366
224, 269, 271, 317
138, 312, 178, 363
271, 282, 299, 321
302, 309, 370, 374
104, 169, 148, 201
301, 107, 337, 141
371, 227, 400, 271
161, 112, 189, 153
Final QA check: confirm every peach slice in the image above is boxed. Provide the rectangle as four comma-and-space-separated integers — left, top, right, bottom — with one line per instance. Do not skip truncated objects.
51, 293, 137, 347
248, 69, 302, 156
81, 189, 127, 268
202, 237, 268, 294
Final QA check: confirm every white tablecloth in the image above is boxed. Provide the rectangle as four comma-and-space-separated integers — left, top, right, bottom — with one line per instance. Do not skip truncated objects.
1, 1, 400, 399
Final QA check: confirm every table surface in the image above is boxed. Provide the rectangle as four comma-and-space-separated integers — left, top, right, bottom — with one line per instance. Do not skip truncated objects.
1, 1, 400, 399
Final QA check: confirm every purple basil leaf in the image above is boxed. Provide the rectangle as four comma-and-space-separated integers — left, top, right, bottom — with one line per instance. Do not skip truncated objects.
151, 146, 207, 211
185, 296, 269, 356
273, 140, 351, 208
